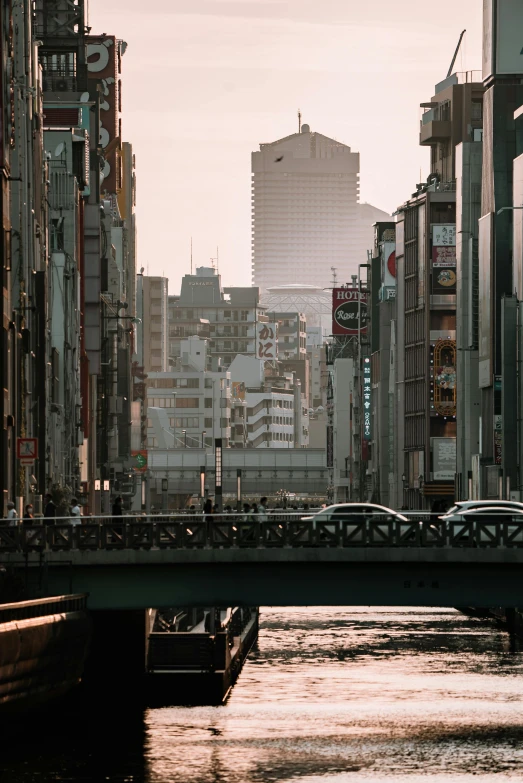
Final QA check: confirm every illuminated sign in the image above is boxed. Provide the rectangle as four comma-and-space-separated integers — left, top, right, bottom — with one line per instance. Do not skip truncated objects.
363, 358, 371, 441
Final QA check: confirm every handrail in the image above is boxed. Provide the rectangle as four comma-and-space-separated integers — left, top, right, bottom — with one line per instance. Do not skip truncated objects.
1, 514, 522, 552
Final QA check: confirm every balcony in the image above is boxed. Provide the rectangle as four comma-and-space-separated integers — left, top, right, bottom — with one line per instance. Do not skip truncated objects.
420, 118, 451, 146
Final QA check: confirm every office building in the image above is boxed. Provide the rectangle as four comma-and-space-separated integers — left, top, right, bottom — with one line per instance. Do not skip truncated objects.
251, 124, 390, 294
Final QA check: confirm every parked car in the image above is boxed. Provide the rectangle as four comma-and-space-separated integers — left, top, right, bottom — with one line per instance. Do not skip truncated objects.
301, 503, 413, 544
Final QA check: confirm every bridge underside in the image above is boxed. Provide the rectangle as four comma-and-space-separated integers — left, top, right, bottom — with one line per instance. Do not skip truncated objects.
14, 550, 523, 609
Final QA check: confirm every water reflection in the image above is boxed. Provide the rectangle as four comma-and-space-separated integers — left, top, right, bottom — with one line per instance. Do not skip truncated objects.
144, 608, 523, 782
2, 607, 523, 782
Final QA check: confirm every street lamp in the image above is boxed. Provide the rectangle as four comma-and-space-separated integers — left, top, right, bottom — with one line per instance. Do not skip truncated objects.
201, 430, 207, 449
182, 429, 187, 448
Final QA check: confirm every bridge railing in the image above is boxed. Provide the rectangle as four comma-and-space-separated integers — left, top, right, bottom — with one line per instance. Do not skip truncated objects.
0, 512, 522, 551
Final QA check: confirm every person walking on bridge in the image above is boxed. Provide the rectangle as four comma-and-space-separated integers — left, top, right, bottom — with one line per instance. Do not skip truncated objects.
6, 502, 17, 526
259, 497, 268, 522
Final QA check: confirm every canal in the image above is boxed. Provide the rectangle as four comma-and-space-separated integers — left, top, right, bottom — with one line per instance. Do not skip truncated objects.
2, 607, 523, 781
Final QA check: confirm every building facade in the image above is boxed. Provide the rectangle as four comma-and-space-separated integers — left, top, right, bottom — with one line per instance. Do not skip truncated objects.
251, 124, 390, 294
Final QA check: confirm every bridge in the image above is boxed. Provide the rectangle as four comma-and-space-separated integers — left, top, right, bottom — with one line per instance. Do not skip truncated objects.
2, 514, 523, 609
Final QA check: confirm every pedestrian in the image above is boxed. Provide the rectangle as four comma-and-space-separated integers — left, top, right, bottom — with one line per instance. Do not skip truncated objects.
23, 504, 34, 525
242, 502, 251, 521
112, 496, 124, 518
259, 497, 268, 522
70, 498, 81, 525
6, 502, 17, 527
44, 493, 57, 524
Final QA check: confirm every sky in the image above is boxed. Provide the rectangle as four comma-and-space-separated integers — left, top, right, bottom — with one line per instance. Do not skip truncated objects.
88, 0, 482, 291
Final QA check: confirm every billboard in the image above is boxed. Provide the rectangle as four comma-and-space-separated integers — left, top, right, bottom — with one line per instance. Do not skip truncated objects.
256, 322, 277, 359
483, 0, 523, 79
431, 438, 456, 481
332, 288, 368, 336
232, 381, 245, 401
478, 213, 494, 387
87, 36, 120, 194
431, 224, 456, 294
362, 357, 371, 441
382, 241, 396, 287
432, 224, 456, 246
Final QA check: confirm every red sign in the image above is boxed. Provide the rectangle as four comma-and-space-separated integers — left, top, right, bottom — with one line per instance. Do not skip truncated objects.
432, 246, 456, 267
332, 288, 368, 336
17, 438, 38, 464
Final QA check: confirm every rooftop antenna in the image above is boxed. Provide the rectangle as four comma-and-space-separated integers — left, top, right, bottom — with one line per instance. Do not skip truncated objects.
447, 29, 466, 78
330, 266, 337, 287
190, 237, 193, 274
216, 245, 219, 275
298, 109, 302, 133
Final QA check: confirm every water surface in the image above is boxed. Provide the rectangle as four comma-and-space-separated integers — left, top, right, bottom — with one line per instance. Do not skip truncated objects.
2, 607, 523, 782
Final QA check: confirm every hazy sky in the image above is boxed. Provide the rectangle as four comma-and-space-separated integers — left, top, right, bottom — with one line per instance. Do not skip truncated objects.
88, 0, 482, 291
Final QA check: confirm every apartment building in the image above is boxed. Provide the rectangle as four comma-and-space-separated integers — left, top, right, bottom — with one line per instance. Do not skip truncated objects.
146, 337, 231, 450
169, 267, 264, 367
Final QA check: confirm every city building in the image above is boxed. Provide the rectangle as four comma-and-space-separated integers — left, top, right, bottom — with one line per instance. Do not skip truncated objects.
229, 355, 309, 449
142, 276, 169, 373
168, 267, 265, 367
251, 124, 390, 294
146, 337, 231, 450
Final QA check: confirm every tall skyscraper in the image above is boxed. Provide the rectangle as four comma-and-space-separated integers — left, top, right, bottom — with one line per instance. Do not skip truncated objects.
251, 124, 390, 294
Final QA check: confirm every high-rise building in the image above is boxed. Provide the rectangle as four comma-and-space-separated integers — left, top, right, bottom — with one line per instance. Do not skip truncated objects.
142, 276, 169, 373
251, 124, 390, 294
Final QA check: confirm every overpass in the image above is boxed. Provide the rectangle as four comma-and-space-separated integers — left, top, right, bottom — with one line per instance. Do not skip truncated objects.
2, 515, 523, 609
147, 447, 328, 498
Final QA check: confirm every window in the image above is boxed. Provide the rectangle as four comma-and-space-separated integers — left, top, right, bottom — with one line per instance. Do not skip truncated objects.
174, 377, 199, 388
176, 397, 199, 408
205, 417, 213, 427
205, 398, 213, 408
240, 310, 249, 321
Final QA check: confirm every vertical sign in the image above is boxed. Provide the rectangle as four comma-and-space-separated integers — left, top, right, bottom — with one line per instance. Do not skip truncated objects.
363, 358, 371, 442
256, 322, 278, 359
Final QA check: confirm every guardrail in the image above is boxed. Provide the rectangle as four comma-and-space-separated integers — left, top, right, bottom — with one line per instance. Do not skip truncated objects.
1, 513, 523, 552
0, 594, 87, 622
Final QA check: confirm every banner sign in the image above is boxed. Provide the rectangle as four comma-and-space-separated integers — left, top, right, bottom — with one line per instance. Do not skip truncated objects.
131, 450, 148, 472
256, 322, 277, 359
432, 246, 456, 267
432, 224, 456, 246
332, 288, 368, 336
363, 357, 371, 441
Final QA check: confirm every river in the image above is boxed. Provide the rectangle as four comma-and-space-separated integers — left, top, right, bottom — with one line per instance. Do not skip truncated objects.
2, 607, 523, 781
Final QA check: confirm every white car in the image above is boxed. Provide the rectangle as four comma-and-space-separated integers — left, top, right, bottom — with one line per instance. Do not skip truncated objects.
301, 503, 413, 545
440, 500, 523, 523
441, 504, 523, 546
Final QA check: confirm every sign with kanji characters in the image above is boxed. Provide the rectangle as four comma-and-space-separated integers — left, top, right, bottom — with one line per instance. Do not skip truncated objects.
332, 288, 368, 336
256, 322, 278, 360
17, 437, 38, 465
432, 224, 456, 246
131, 450, 148, 472
362, 358, 371, 442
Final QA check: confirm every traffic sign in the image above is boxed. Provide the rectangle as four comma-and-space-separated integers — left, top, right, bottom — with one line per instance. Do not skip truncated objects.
17, 437, 38, 465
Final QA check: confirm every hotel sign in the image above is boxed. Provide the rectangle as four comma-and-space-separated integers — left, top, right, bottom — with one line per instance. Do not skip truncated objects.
332, 288, 368, 336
